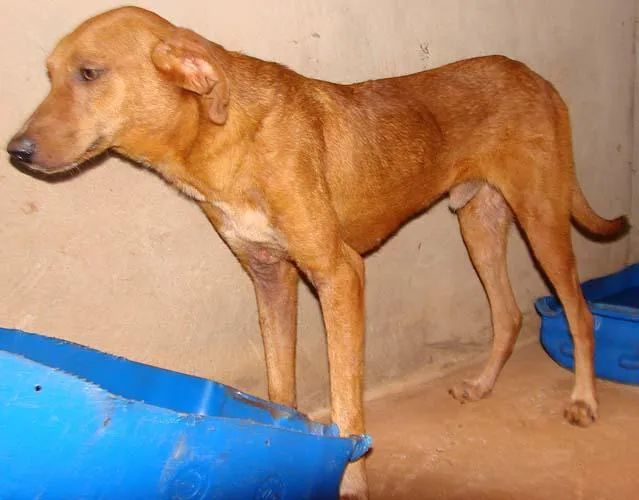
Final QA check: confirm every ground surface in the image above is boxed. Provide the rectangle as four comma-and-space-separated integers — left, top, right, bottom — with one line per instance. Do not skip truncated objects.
364, 337, 639, 500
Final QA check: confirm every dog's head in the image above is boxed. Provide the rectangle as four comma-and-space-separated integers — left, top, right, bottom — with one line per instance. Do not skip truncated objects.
7, 6, 230, 174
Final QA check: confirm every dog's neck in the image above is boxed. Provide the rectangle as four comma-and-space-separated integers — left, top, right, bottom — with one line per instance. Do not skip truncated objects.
115, 45, 297, 203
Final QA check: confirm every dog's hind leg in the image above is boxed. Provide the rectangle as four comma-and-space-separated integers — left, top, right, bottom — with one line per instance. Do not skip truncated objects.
514, 198, 597, 426
449, 183, 523, 402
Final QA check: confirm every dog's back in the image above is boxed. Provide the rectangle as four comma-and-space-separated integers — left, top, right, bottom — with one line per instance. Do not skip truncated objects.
271, 55, 568, 252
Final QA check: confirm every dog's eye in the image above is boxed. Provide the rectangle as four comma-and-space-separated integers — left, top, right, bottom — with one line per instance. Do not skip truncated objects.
80, 68, 102, 81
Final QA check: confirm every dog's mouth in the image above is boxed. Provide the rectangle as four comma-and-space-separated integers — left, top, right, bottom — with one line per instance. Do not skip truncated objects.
24, 136, 107, 175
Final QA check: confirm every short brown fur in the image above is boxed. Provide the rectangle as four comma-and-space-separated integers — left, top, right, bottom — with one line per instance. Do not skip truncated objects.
7, 7, 628, 499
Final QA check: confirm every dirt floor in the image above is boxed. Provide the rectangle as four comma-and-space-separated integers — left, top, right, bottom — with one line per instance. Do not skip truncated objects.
364, 332, 639, 500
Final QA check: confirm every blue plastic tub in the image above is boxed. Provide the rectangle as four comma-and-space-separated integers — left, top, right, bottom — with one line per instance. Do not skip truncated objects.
536, 263, 639, 385
0, 328, 371, 500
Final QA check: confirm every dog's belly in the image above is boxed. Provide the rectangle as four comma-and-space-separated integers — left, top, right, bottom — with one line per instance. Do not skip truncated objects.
333, 173, 449, 254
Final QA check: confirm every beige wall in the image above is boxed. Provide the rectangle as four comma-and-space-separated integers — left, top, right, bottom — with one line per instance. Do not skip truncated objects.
631, 0, 639, 261
0, 0, 635, 411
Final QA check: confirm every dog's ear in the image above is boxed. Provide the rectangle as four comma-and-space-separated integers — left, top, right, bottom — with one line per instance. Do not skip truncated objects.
152, 28, 230, 125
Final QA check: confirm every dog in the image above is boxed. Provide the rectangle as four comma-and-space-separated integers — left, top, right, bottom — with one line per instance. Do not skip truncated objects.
6, 6, 628, 499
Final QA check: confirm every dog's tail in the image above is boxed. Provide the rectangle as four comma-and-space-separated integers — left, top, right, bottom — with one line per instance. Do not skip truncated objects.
571, 183, 629, 239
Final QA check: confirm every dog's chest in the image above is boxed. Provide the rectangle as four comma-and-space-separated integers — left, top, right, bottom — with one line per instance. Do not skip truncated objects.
211, 201, 286, 252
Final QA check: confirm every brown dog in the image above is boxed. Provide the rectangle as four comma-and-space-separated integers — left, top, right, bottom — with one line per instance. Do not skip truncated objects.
6, 6, 628, 499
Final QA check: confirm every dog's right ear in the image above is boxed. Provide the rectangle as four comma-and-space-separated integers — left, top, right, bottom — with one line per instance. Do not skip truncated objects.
152, 28, 230, 125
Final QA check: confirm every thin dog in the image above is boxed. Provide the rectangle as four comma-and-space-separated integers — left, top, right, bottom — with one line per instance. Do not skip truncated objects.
7, 7, 628, 499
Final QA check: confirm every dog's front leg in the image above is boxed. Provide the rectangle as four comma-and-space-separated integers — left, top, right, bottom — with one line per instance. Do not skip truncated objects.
198, 202, 300, 407
313, 242, 368, 500
246, 257, 299, 407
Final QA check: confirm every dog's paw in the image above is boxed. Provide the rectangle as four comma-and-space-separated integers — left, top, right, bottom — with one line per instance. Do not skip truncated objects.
341, 493, 369, 500
340, 461, 369, 500
564, 400, 597, 427
449, 380, 491, 403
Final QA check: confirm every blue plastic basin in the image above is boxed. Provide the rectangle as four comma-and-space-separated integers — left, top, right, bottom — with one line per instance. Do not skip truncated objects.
0, 328, 371, 499
536, 263, 639, 385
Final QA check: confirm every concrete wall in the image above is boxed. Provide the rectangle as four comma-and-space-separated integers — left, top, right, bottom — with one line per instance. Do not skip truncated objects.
1, 0, 635, 411
630, 0, 639, 261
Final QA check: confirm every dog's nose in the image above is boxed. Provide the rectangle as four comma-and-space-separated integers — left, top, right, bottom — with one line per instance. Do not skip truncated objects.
7, 136, 36, 164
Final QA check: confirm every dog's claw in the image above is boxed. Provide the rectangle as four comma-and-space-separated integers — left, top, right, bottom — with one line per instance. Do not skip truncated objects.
564, 400, 597, 427
449, 380, 491, 403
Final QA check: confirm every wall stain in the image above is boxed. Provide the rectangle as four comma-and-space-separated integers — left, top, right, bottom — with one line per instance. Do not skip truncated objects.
21, 201, 39, 214
419, 42, 431, 67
